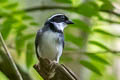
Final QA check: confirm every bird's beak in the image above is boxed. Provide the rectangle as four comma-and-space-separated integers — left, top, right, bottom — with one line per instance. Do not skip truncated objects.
65, 20, 74, 24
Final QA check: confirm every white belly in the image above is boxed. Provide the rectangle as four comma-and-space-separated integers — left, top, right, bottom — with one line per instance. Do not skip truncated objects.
38, 30, 62, 61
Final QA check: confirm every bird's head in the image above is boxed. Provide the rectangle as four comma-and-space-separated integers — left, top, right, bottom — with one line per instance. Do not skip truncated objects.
47, 14, 74, 31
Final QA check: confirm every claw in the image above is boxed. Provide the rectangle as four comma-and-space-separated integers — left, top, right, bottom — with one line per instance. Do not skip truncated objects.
47, 61, 58, 79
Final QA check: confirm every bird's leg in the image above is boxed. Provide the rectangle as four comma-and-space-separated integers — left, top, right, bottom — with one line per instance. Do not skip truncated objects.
47, 60, 58, 79
47, 54, 60, 79
49, 60, 58, 71
48, 54, 59, 72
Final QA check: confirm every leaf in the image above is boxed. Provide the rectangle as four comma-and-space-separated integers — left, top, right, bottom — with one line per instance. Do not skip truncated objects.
16, 24, 27, 33
65, 33, 83, 47
0, 72, 8, 80
71, 0, 81, 7
15, 24, 27, 55
4, 3, 18, 9
13, 10, 25, 15
74, 1, 99, 17
15, 33, 25, 56
54, 0, 71, 4
94, 29, 120, 38
89, 41, 110, 51
100, 0, 114, 10
23, 34, 35, 41
26, 42, 34, 68
85, 53, 110, 65
22, 15, 33, 20
0, 9, 9, 17
64, 47, 77, 51
30, 22, 39, 26
70, 19, 90, 32
0, 0, 8, 3
1, 17, 17, 40
61, 56, 73, 62
80, 60, 102, 75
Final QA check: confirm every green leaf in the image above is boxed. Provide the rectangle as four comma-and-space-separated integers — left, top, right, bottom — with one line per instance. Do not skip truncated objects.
54, 0, 71, 4
64, 47, 77, 51
70, 19, 90, 32
86, 53, 110, 65
1, 18, 17, 40
13, 10, 25, 15
16, 24, 27, 33
80, 60, 102, 75
0, 0, 8, 3
30, 22, 39, 26
71, 0, 81, 7
22, 15, 33, 20
94, 29, 120, 38
74, 1, 99, 17
0, 72, 9, 80
23, 34, 35, 41
100, 0, 114, 10
4, 3, 18, 9
61, 56, 73, 62
15, 24, 27, 55
65, 33, 83, 47
26, 42, 34, 68
0, 9, 9, 17
89, 41, 110, 51
15, 33, 25, 56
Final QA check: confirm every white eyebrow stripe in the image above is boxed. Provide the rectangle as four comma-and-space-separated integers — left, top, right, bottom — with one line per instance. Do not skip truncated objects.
48, 14, 64, 20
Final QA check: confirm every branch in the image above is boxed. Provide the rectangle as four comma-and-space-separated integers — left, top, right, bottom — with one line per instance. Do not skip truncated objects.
64, 50, 120, 54
100, 18, 120, 24
24, 6, 120, 17
100, 10, 120, 17
0, 49, 32, 80
0, 33, 23, 80
85, 50, 120, 54
24, 6, 72, 12
34, 57, 78, 80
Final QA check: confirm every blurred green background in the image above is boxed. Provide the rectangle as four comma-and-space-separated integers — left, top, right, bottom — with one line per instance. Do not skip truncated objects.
0, 0, 120, 80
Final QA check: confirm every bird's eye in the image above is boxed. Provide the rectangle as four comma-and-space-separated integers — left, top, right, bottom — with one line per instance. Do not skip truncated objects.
61, 17, 65, 20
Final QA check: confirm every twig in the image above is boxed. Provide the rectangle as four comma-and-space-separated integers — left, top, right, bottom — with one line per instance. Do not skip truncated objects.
0, 33, 23, 80
99, 18, 120, 24
85, 50, 120, 54
1, 6, 120, 24
24, 6, 120, 17
24, 6, 72, 12
100, 10, 120, 17
64, 50, 120, 54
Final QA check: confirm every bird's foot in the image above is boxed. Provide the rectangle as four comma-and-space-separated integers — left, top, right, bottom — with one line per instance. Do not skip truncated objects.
50, 61, 58, 72
47, 61, 58, 79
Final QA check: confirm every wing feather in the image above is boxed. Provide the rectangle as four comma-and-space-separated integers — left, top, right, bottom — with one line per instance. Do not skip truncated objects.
35, 29, 42, 59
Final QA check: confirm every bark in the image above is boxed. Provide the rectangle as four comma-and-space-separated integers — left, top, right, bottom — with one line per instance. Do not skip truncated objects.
0, 49, 32, 80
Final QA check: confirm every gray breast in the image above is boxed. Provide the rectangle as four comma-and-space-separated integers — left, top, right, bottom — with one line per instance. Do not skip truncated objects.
38, 30, 62, 61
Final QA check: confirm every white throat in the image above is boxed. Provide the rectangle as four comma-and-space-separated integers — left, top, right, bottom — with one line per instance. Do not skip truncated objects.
53, 22, 67, 31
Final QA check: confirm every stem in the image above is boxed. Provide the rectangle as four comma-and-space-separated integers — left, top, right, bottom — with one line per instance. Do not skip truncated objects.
24, 6, 120, 17
0, 33, 23, 80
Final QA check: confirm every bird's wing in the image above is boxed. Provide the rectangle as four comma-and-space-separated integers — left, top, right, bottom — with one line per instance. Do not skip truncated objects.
35, 29, 42, 59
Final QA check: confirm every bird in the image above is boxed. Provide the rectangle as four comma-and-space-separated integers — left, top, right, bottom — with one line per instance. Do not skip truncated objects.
35, 14, 74, 63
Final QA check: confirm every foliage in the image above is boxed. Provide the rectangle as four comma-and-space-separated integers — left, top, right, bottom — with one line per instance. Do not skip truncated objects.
80, 60, 102, 75
0, 0, 119, 80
